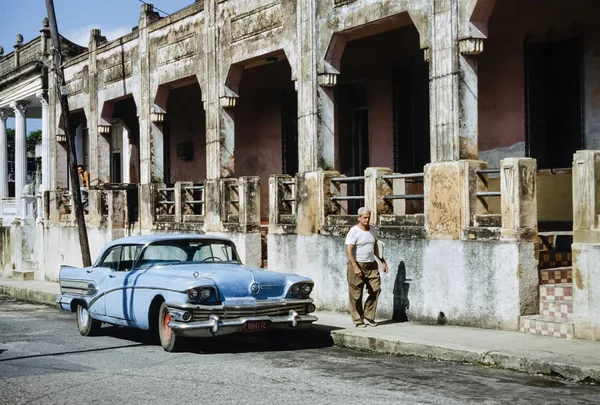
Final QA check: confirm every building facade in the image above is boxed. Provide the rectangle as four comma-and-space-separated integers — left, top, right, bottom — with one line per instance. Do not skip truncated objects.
1, 0, 599, 340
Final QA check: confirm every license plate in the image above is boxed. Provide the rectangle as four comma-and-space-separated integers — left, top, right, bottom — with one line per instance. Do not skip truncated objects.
242, 320, 270, 333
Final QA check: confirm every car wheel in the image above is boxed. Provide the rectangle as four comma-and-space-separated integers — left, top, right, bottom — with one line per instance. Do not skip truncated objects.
158, 302, 180, 352
76, 304, 101, 336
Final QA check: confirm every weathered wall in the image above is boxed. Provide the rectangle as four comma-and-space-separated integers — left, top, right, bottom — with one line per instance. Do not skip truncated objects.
268, 233, 538, 330
478, 0, 600, 166
572, 243, 600, 340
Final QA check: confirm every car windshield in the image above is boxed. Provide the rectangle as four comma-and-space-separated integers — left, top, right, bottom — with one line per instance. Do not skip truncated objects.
137, 239, 241, 268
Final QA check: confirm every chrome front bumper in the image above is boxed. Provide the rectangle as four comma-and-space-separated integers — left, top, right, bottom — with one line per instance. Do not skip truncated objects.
168, 310, 318, 338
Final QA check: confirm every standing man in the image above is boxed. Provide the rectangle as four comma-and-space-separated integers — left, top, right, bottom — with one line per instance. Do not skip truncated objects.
345, 207, 388, 327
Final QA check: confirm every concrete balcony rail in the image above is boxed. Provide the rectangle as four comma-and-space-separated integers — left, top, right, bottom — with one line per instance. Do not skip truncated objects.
0, 198, 16, 226
154, 185, 175, 222
153, 182, 204, 224
378, 170, 426, 229
457, 158, 537, 241
221, 177, 260, 233
269, 174, 296, 233
322, 168, 427, 234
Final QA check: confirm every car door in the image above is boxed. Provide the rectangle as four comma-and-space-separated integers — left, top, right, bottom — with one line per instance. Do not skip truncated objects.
104, 245, 142, 325
90, 246, 124, 317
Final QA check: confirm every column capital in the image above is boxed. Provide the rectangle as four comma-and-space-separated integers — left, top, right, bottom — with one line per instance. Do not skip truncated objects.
10, 100, 31, 116
0, 108, 10, 123
318, 73, 338, 87
36, 90, 49, 106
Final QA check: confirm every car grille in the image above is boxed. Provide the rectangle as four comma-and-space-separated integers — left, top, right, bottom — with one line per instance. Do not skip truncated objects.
192, 303, 308, 321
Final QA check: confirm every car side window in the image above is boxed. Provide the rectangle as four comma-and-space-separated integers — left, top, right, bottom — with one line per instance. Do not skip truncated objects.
119, 245, 142, 272
138, 245, 188, 268
98, 247, 122, 270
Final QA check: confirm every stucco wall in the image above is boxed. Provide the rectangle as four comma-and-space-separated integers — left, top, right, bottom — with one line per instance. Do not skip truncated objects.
572, 243, 600, 340
268, 233, 538, 330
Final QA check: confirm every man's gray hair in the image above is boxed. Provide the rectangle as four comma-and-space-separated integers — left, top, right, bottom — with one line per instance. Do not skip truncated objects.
357, 207, 372, 217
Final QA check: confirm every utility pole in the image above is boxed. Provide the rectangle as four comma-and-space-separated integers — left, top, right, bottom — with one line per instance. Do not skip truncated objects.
45, 0, 92, 267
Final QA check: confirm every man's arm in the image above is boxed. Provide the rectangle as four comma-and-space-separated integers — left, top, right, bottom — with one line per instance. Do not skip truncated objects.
346, 244, 362, 277
374, 240, 388, 274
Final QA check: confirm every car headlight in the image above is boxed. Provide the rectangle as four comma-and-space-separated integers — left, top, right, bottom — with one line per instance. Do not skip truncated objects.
291, 284, 300, 296
301, 284, 313, 296
290, 283, 313, 298
188, 288, 199, 300
199, 287, 212, 301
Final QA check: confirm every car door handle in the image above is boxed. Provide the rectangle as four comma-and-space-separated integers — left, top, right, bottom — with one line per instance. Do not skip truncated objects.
86, 270, 93, 273
109, 274, 116, 278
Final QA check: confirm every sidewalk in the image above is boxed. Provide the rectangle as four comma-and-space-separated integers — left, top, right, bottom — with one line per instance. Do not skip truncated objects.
1, 276, 599, 382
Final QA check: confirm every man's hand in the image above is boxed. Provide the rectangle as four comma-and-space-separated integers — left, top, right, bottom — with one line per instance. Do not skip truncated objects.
382, 261, 389, 274
354, 266, 362, 277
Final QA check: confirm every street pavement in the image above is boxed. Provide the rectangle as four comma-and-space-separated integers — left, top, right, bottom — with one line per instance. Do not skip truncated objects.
1, 276, 600, 383
1, 298, 599, 405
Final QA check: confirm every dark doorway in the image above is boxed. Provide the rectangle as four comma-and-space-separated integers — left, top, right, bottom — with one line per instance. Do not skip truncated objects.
281, 90, 298, 176
339, 84, 369, 214
393, 60, 430, 174
525, 36, 583, 170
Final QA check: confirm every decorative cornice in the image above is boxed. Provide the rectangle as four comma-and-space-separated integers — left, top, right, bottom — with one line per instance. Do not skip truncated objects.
220, 96, 237, 108
318, 73, 338, 87
423, 47, 431, 62
98, 125, 111, 135
459, 38, 484, 55
0, 109, 10, 123
150, 111, 166, 123
11, 100, 30, 116
36, 90, 48, 106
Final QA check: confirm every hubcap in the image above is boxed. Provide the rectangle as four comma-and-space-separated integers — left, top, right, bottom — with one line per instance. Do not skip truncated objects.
163, 312, 172, 341
79, 306, 89, 326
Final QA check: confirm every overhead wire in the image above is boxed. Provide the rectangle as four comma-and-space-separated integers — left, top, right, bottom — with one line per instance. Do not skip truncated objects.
137, 0, 170, 16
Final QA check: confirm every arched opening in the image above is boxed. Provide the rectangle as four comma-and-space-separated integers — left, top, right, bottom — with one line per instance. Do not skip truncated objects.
101, 96, 140, 184
234, 53, 297, 221
158, 78, 206, 185
334, 17, 429, 213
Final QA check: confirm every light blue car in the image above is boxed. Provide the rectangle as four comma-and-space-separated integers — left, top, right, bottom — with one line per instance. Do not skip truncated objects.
57, 234, 317, 351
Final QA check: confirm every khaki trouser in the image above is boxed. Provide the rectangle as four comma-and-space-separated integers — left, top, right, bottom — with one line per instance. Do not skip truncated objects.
347, 261, 381, 325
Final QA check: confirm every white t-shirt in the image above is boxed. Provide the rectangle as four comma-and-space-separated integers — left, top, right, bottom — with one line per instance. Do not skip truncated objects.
345, 225, 377, 262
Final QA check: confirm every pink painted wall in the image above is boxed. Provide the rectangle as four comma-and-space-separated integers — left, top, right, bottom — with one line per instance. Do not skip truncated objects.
166, 83, 206, 183
336, 25, 424, 171
479, 0, 600, 152
236, 61, 294, 221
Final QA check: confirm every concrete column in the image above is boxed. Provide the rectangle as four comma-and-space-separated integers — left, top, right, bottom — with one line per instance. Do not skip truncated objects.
296, 170, 341, 235
573, 150, 600, 244
11, 100, 30, 219
269, 174, 295, 232
430, 0, 481, 162
297, 0, 335, 172
0, 109, 9, 198
36, 92, 50, 193
364, 167, 393, 226
239, 176, 260, 232
500, 158, 537, 241
424, 160, 486, 239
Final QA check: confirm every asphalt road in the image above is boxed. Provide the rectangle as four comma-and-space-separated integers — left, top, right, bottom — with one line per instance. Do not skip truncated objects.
0, 298, 599, 405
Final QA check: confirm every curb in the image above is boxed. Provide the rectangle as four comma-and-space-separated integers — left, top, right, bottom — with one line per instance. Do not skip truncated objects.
0, 285, 58, 307
331, 331, 600, 383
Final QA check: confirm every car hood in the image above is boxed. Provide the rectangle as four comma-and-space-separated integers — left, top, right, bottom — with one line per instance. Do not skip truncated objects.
162, 263, 290, 299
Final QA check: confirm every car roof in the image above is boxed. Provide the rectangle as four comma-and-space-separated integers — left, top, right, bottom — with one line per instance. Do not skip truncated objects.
105, 234, 233, 249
